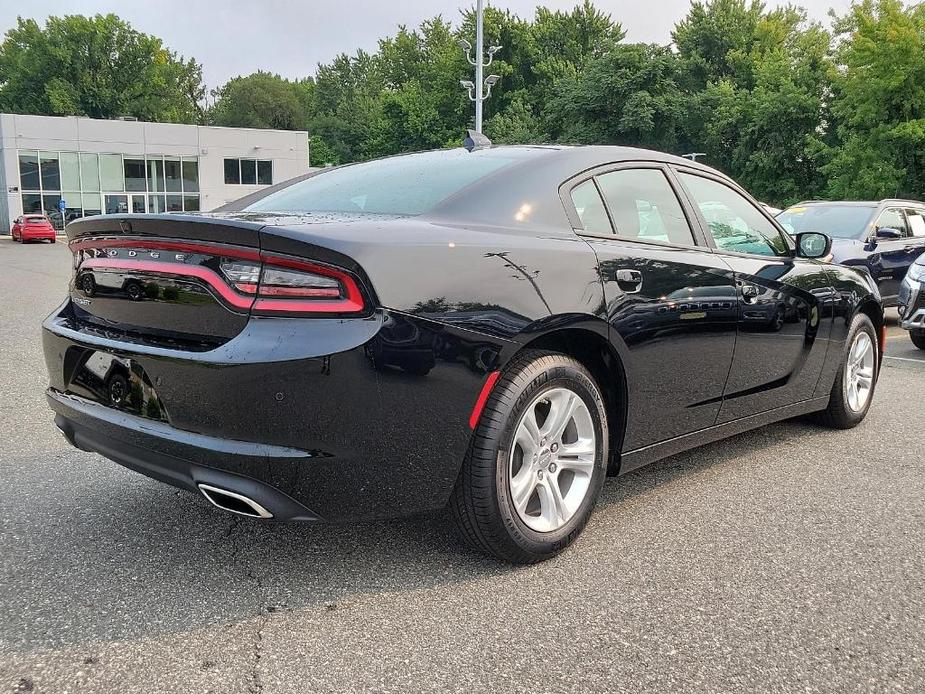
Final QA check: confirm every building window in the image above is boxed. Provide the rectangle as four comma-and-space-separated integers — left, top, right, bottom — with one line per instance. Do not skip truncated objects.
40, 152, 61, 190
17, 150, 202, 231
124, 158, 146, 192
19, 152, 40, 190
258, 160, 273, 185
224, 158, 272, 186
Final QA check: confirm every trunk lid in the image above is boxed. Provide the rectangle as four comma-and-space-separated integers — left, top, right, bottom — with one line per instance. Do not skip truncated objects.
66, 214, 265, 349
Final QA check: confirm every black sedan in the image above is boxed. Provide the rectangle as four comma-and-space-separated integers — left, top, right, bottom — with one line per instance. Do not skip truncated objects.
43, 144, 883, 564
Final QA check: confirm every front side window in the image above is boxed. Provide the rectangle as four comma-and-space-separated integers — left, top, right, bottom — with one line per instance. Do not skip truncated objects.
570, 180, 611, 234
679, 172, 788, 256
875, 208, 909, 237
595, 168, 694, 246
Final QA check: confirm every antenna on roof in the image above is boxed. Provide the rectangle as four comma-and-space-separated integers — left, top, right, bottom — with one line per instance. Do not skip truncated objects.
463, 129, 492, 152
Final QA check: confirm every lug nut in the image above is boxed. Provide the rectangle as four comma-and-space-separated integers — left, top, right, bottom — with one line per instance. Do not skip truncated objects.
537, 470, 544, 479
548, 462, 557, 473
550, 443, 559, 453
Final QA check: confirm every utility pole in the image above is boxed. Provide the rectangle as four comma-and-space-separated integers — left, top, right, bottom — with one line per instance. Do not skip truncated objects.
458, 0, 502, 133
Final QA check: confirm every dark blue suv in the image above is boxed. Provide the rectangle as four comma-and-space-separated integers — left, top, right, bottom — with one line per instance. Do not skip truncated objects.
777, 200, 925, 307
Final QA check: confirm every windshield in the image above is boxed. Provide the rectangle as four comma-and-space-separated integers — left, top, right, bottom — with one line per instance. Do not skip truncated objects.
245, 148, 537, 216
777, 204, 875, 240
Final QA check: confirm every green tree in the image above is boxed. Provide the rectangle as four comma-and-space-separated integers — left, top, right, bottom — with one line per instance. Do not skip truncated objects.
210, 71, 313, 131
823, 0, 925, 199
0, 14, 204, 122
545, 43, 686, 151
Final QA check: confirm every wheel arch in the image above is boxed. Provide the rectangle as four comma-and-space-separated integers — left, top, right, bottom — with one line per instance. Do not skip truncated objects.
510, 325, 628, 475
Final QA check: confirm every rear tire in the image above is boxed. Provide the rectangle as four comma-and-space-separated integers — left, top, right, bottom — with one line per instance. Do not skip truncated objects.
817, 313, 879, 429
911, 329, 925, 350
449, 350, 608, 564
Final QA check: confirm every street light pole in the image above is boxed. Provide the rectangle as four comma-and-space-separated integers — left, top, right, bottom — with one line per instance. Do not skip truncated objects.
458, 1, 501, 134
475, 0, 484, 133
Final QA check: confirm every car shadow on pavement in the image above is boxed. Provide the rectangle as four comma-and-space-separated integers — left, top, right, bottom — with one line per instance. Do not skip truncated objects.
3, 416, 822, 651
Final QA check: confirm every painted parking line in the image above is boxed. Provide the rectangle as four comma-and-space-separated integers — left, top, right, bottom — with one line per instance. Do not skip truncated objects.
884, 355, 925, 363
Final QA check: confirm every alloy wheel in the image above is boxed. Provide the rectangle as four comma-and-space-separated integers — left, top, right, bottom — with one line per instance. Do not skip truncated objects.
845, 331, 875, 412
508, 387, 596, 533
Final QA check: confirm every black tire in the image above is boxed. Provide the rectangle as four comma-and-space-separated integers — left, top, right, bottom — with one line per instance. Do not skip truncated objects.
449, 350, 608, 564
817, 313, 879, 429
911, 329, 925, 350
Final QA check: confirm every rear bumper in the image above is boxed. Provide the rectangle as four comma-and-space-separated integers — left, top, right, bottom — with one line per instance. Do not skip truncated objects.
43, 304, 505, 521
50, 389, 321, 520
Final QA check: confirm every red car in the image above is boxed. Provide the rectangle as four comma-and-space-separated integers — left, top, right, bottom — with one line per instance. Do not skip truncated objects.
12, 214, 57, 243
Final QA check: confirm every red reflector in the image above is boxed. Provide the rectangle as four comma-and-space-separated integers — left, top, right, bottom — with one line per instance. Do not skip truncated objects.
469, 371, 501, 430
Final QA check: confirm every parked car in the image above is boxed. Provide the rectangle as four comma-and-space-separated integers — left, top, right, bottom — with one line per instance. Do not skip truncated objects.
43, 144, 883, 564
11, 214, 56, 243
898, 253, 925, 349
777, 200, 925, 306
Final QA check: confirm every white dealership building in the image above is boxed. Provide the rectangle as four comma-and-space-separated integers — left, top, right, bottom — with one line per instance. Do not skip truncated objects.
0, 113, 310, 233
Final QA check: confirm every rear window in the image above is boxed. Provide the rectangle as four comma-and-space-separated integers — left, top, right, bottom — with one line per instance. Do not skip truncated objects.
25, 215, 48, 222
245, 148, 537, 216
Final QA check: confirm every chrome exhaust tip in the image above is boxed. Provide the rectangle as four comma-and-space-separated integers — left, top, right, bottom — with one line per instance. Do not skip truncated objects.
198, 483, 274, 519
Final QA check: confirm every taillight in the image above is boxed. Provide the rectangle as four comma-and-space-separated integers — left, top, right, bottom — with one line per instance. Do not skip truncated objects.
220, 257, 364, 314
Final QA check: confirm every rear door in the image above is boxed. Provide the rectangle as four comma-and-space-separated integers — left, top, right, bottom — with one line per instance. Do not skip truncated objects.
565, 163, 738, 452
674, 168, 834, 422
903, 206, 925, 268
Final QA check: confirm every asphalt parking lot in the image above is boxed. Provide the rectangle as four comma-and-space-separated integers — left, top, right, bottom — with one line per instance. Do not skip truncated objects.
1, 239, 923, 694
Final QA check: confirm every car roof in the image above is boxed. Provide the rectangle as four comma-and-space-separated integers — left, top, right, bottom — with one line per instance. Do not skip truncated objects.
786, 199, 924, 208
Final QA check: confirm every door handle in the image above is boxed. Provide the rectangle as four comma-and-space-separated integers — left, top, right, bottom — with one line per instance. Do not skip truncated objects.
741, 284, 760, 303
615, 269, 643, 293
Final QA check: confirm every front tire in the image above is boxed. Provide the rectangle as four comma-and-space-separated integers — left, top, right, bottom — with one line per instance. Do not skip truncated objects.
817, 313, 879, 429
450, 350, 608, 564
911, 329, 925, 350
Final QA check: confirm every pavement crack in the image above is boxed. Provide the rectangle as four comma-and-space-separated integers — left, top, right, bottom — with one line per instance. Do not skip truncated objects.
225, 516, 268, 694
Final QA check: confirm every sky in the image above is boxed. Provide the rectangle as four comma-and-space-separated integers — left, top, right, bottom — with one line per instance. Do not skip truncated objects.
0, 0, 855, 90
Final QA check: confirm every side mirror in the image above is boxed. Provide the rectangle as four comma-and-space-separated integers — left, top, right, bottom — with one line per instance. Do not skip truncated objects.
875, 227, 903, 239
795, 231, 832, 259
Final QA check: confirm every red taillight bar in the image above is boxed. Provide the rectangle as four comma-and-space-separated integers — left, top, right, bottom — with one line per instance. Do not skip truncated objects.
469, 371, 501, 430
73, 238, 366, 315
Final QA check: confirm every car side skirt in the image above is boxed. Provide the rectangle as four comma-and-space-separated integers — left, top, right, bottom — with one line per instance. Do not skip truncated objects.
618, 396, 830, 475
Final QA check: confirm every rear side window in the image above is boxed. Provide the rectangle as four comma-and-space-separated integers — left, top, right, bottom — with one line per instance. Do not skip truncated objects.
246, 149, 535, 216
679, 172, 788, 256
570, 180, 611, 234
906, 208, 925, 237
595, 168, 694, 246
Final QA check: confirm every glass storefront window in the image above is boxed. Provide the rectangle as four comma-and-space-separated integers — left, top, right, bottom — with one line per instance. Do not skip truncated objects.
19, 152, 40, 190
82, 193, 102, 217
100, 154, 124, 192
105, 194, 129, 214
22, 193, 42, 214
148, 195, 166, 213
42, 194, 63, 230
124, 158, 146, 192
80, 153, 100, 191
15, 150, 202, 230
40, 152, 61, 190
60, 194, 80, 224
182, 159, 199, 192
165, 158, 182, 192
257, 160, 273, 185
147, 158, 165, 192
60, 153, 80, 191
